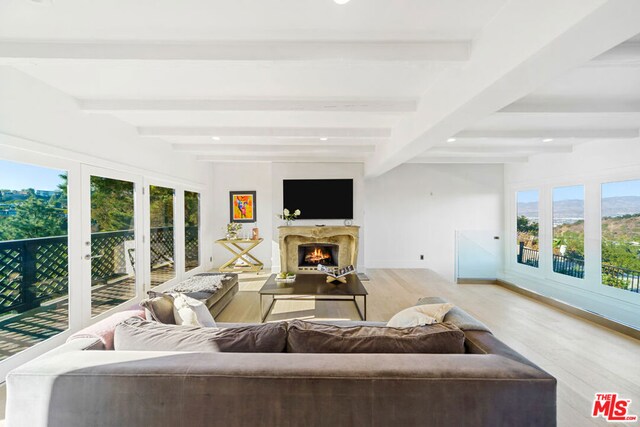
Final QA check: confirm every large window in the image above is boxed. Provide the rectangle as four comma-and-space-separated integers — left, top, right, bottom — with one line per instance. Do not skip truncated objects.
601, 180, 640, 293
149, 185, 175, 287
90, 176, 136, 317
516, 190, 539, 268
552, 185, 585, 279
0, 159, 68, 360
184, 191, 200, 271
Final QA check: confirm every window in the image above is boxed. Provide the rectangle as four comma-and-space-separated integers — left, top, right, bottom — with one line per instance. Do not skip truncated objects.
90, 176, 136, 316
601, 180, 640, 293
149, 185, 175, 286
184, 191, 200, 271
0, 159, 69, 360
516, 190, 539, 267
552, 185, 584, 279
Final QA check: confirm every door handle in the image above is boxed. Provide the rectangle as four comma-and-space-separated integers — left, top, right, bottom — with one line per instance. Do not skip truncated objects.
84, 254, 104, 260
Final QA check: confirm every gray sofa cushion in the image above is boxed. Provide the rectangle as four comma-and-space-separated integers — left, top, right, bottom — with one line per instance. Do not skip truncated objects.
286, 319, 466, 354
417, 296, 491, 332
140, 292, 176, 324
114, 317, 287, 352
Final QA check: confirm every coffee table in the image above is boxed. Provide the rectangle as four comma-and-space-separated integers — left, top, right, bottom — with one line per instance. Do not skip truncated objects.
259, 273, 368, 322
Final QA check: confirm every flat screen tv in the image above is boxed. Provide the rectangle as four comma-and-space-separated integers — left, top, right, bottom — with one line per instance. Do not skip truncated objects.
283, 179, 353, 220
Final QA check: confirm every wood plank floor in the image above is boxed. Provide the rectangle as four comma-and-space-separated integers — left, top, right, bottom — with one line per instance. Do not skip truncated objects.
218, 268, 640, 427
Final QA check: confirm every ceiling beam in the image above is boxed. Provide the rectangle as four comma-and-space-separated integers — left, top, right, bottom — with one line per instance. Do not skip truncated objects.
168, 137, 385, 146
499, 98, 640, 113
408, 156, 528, 164
138, 126, 391, 138
197, 155, 365, 163
455, 129, 639, 139
590, 41, 640, 64
78, 98, 418, 113
366, 0, 640, 176
427, 145, 573, 154
172, 144, 374, 154
0, 40, 471, 61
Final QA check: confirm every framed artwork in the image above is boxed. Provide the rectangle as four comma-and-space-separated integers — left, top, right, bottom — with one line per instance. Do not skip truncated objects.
229, 191, 257, 223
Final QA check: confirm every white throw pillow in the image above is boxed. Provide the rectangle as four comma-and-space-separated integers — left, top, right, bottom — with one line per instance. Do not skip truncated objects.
170, 293, 217, 327
387, 303, 455, 328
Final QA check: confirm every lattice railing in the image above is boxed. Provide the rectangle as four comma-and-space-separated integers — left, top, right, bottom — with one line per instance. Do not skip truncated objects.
0, 226, 199, 315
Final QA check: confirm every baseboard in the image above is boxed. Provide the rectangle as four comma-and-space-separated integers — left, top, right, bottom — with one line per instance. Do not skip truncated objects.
496, 279, 640, 341
457, 278, 498, 285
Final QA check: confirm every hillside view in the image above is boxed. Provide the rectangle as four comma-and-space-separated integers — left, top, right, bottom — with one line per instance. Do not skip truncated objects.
517, 195, 640, 291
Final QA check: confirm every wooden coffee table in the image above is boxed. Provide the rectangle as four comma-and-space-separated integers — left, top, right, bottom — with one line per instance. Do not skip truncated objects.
259, 273, 368, 322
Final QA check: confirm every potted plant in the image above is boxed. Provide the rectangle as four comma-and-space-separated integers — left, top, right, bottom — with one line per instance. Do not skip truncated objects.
226, 222, 243, 240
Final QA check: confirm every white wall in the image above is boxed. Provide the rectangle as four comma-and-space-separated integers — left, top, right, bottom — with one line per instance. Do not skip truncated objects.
210, 162, 365, 271
211, 163, 273, 269
365, 163, 504, 280
503, 138, 640, 329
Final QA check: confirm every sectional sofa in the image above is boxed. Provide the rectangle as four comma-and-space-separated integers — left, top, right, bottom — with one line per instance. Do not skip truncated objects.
5, 297, 556, 427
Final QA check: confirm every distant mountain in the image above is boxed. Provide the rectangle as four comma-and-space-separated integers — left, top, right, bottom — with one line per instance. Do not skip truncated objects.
518, 196, 640, 219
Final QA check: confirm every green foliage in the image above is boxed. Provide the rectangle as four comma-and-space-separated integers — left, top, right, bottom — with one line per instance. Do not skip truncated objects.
184, 191, 199, 227
602, 273, 629, 290
150, 186, 174, 228
517, 215, 538, 235
601, 241, 640, 271
90, 177, 134, 232
0, 195, 67, 240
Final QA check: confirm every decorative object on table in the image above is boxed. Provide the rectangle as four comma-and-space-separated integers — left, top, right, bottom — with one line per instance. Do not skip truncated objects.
215, 238, 264, 273
277, 208, 301, 225
229, 190, 257, 223
226, 222, 243, 240
275, 272, 296, 283
318, 264, 355, 284
252, 224, 260, 240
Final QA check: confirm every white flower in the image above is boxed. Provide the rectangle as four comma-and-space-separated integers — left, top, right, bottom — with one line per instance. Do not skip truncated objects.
283, 208, 290, 216
294, 209, 301, 216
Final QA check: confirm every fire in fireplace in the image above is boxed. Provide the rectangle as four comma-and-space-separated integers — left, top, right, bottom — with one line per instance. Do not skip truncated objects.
297, 244, 338, 268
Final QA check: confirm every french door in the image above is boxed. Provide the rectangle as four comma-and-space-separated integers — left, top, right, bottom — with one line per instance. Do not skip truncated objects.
81, 166, 145, 321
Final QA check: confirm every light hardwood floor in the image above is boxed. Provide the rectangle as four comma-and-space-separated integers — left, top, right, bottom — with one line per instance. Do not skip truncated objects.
218, 268, 640, 427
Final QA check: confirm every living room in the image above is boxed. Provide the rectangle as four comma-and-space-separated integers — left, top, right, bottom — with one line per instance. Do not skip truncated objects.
1, 1, 640, 426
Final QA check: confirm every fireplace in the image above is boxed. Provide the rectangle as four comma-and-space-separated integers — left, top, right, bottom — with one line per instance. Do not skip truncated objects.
297, 244, 339, 270
279, 226, 359, 274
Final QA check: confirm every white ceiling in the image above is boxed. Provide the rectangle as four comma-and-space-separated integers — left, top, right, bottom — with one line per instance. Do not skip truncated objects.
1, 0, 639, 171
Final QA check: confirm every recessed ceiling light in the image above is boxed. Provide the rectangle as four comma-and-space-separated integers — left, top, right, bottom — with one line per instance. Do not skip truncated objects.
211, 136, 221, 141
447, 138, 456, 142
334, 0, 351, 4
320, 137, 328, 141
542, 138, 553, 142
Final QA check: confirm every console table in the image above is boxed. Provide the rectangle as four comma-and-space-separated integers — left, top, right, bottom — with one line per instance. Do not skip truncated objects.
215, 238, 264, 273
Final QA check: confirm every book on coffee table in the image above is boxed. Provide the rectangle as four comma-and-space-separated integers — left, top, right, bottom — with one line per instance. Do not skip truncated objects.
317, 264, 355, 283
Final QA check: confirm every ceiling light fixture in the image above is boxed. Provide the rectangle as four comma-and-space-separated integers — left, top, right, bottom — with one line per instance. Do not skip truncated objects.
211, 136, 221, 141
447, 138, 456, 142
334, 0, 351, 4
542, 138, 553, 142
320, 137, 328, 141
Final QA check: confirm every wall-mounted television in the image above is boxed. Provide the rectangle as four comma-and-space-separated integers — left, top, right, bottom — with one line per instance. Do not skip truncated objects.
283, 179, 353, 220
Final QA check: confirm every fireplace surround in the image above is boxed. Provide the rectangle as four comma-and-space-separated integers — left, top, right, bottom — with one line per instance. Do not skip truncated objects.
279, 226, 359, 273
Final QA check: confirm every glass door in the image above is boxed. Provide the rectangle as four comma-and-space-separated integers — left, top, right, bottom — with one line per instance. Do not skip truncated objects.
82, 167, 143, 318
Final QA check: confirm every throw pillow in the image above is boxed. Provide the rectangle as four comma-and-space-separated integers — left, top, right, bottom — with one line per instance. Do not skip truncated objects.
286, 320, 465, 354
386, 303, 455, 328
140, 292, 176, 324
114, 317, 288, 352
171, 292, 217, 327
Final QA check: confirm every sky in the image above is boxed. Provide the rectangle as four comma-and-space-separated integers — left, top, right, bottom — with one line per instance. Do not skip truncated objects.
518, 180, 640, 204
0, 159, 65, 191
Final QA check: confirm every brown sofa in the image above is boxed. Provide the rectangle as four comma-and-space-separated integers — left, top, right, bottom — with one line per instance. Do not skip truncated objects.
5, 298, 556, 427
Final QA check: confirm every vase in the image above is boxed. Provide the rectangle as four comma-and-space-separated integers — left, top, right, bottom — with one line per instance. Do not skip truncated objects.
286, 220, 293, 226
226, 232, 238, 240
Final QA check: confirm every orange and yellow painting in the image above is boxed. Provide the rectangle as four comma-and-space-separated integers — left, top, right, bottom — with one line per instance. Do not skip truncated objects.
229, 191, 256, 223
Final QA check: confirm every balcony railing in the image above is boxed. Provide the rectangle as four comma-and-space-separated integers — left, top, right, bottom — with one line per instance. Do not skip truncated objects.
0, 226, 199, 316
517, 243, 639, 292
